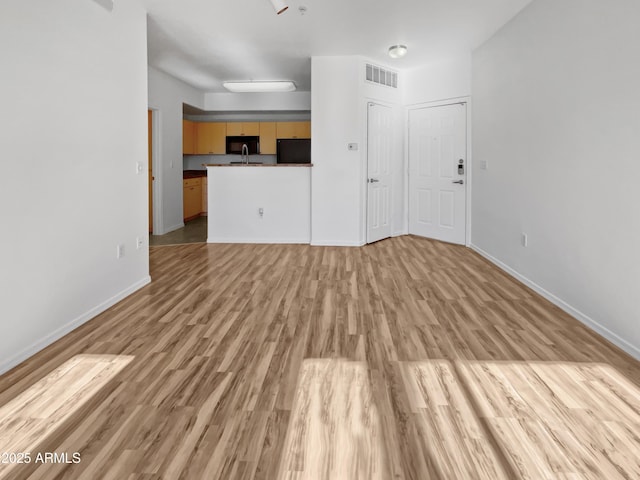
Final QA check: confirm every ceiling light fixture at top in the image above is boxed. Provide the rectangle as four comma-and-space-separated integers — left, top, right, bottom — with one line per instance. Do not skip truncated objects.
269, 0, 288, 15
223, 81, 296, 93
388, 45, 408, 59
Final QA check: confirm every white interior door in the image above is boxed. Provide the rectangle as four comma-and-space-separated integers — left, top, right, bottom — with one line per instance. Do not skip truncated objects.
367, 103, 393, 243
409, 103, 467, 244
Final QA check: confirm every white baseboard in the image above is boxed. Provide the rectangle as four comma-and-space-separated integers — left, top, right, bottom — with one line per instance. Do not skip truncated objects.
310, 240, 366, 247
0, 276, 151, 376
470, 244, 640, 360
156, 222, 185, 236
208, 237, 310, 244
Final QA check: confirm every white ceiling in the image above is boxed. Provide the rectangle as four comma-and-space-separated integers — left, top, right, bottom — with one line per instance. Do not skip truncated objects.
140, 0, 533, 93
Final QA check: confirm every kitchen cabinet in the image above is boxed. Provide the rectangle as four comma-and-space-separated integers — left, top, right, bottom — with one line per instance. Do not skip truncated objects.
196, 122, 226, 154
276, 121, 311, 139
183, 177, 202, 220
259, 122, 277, 154
226, 122, 259, 137
201, 177, 208, 214
182, 120, 197, 154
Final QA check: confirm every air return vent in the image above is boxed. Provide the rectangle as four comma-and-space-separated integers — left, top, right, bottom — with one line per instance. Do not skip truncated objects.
365, 63, 398, 88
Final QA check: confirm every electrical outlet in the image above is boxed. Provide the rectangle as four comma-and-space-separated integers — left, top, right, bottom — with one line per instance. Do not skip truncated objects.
136, 237, 144, 249
521, 233, 528, 247
258, 207, 264, 218
116, 244, 125, 258
480, 160, 488, 170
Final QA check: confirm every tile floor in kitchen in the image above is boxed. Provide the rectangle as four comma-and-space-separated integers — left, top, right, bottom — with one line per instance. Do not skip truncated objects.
149, 216, 207, 246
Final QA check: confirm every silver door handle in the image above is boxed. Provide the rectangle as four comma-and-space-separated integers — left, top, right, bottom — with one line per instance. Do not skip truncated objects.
369, 178, 380, 183
452, 180, 464, 184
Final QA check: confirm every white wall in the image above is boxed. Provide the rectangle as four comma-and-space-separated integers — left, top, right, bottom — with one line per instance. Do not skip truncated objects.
403, 56, 471, 106
0, 0, 150, 373
311, 57, 363, 246
204, 92, 311, 111
148, 67, 204, 234
207, 166, 311, 244
471, 0, 640, 358
311, 56, 404, 246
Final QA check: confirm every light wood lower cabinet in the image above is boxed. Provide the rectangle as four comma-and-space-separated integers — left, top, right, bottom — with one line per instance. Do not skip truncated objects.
201, 177, 208, 215
183, 178, 202, 220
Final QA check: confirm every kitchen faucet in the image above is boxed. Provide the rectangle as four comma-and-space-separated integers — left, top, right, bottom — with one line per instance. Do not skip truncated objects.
241, 144, 249, 164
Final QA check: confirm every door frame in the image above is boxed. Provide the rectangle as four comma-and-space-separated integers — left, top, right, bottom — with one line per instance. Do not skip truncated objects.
406, 96, 472, 246
148, 107, 162, 236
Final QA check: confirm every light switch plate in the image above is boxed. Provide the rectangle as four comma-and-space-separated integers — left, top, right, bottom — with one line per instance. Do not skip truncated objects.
348, 143, 358, 151
136, 161, 145, 174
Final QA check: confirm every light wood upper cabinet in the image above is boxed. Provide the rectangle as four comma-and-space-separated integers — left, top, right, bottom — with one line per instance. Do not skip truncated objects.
196, 122, 226, 154
259, 122, 277, 154
298, 121, 311, 139
182, 120, 197, 155
226, 122, 259, 137
276, 121, 311, 139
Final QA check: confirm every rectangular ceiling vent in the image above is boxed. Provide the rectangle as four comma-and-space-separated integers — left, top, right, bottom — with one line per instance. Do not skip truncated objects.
365, 63, 398, 88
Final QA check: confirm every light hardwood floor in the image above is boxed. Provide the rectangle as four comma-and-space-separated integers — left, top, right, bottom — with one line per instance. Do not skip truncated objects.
0, 236, 638, 479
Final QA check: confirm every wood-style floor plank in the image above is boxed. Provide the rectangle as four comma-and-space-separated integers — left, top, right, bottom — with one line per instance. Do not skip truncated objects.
398, 361, 512, 480
0, 355, 133, 479
0, 235, 638, 479
457, 361, 640, 479
277, 359, 390, 480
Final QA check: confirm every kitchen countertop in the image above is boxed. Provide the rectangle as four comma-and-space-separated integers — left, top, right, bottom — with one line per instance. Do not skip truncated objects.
204, 163, 313, 167
183, 170, 207, 179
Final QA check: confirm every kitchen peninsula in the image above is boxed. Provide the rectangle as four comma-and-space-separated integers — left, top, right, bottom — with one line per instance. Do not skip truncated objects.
205, 163, 312, 244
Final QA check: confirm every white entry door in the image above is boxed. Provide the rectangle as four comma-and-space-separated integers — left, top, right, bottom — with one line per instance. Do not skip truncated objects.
367, 103, 393, 243
409, 103, 467, 244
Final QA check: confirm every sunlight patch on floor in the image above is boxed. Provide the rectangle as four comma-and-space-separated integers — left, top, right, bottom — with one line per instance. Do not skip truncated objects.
0, 354, 133, 479
277, 359, 389, 480
399, 361, 511, 479
281, 359, 640, 480
457, 361, 640, 479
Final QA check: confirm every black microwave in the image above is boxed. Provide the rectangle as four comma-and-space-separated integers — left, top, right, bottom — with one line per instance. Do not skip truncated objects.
226, 136, 259, 155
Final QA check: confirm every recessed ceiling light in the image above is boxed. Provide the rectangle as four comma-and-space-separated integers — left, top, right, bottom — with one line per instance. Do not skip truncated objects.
269, 0, 288, 15
223, 81, 296, 93
388, 45, 408, 59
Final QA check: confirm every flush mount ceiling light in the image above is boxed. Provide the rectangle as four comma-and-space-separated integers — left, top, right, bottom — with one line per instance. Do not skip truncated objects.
269, 0, 289, 14
388, 45, 408, 59
223, 81, 296, 93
